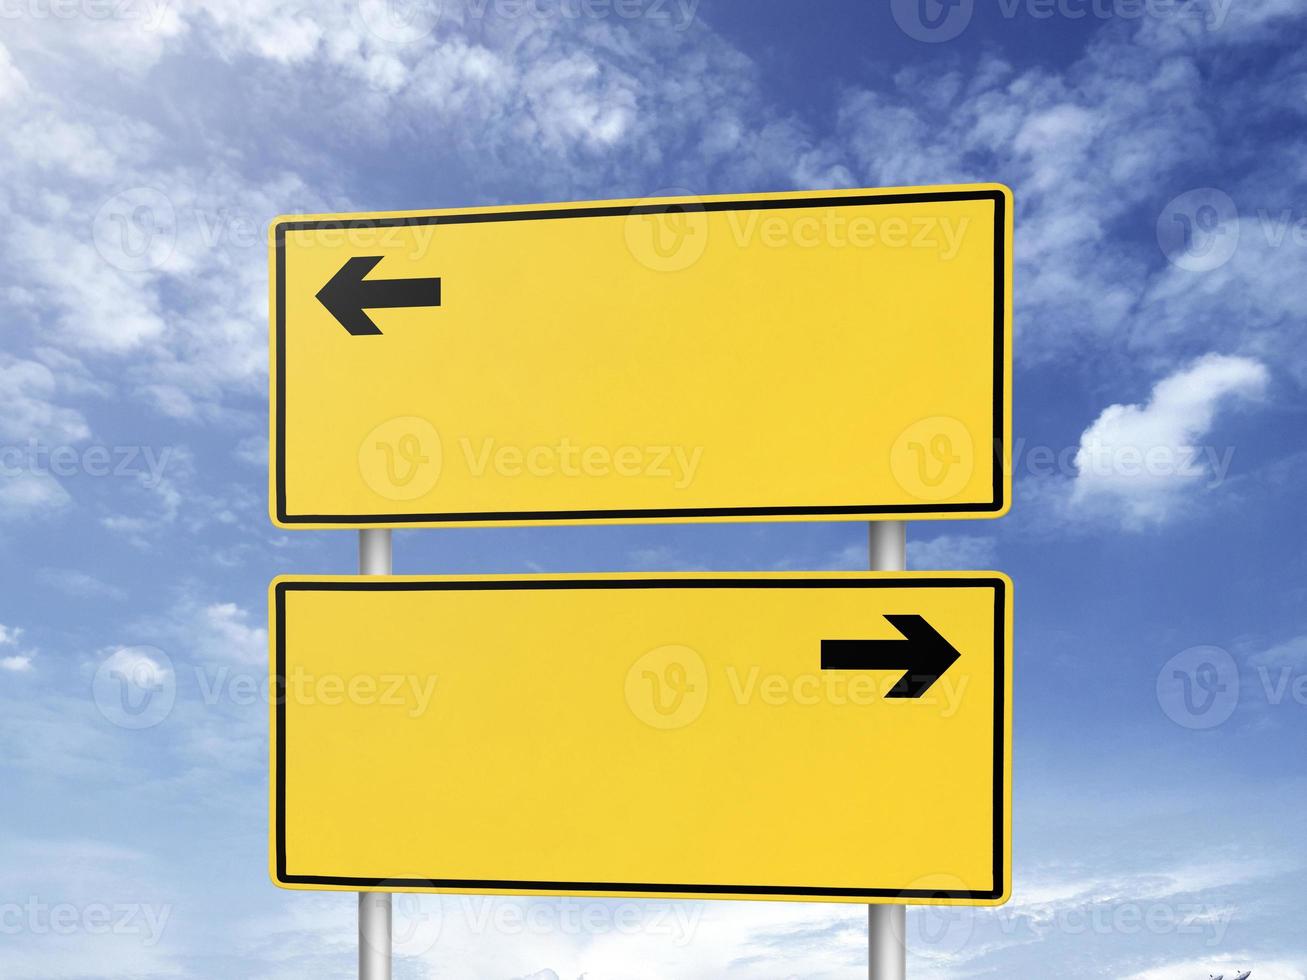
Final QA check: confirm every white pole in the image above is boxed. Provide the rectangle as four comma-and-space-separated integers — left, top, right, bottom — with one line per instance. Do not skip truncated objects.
359, 529, 392, 980
868, 520, 907, 980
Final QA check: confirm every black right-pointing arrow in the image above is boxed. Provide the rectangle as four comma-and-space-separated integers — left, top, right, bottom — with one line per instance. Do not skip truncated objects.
820, 614, 961, 698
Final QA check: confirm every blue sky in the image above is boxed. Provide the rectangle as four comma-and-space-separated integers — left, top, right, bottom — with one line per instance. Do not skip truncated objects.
2, 0, 1307, 977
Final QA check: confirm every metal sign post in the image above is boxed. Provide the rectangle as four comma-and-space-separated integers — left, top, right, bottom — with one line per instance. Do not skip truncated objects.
868, 520, 907, 980
358, 529, 392, 980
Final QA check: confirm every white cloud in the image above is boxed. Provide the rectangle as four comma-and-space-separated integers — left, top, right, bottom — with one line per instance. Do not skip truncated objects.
1250, 633, 1307, 668
1070, 354, 1269, 527
627, 544, 709, 571
1142, 215, 1307, 385
0, 2, 820, 446
232, 435, 267, 466
0, 41, 28, 102
0, 355, 91, 444
826, 542, 866, 570
836, 34, 1213, 365
100, 645, 172, 690
0, 0, 1301, 478
521, 51, 638, 150
830, 18, 1307, 392
36, 567, 127, 599
145, 597, 267, 665
908, 534, 997, 569
1010, 856, 1280, 916
0, 620, 36, 672
0, 836, 183, 978
1126, 959, 1303, 980
826, 534, 999, 571
0, 9, 1302, 977
0, 471, 71, 519
198, 602, 267, 665
236, 895, 867, 980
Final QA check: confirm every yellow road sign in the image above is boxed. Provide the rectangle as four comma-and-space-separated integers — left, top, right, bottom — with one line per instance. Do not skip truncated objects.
269, 573, 1012, 905
270, 185, 1012, 527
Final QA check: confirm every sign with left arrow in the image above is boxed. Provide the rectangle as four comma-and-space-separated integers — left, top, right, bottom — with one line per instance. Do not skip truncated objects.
269, 185, 1012, 528
315, 255, 442, 337
270, 572, 1012, 904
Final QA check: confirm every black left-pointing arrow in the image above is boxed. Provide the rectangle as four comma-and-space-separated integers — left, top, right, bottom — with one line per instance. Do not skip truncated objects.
820, 614, 961, 698
315, 255, 442, 336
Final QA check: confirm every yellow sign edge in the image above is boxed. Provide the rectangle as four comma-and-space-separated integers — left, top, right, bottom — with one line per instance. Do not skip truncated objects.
267, 183, 1014, 529
267, 570, 1014, 906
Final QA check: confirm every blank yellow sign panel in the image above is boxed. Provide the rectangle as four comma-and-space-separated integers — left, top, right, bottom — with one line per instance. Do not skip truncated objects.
270, 185, 1013, 527
270, 573, 1012, 905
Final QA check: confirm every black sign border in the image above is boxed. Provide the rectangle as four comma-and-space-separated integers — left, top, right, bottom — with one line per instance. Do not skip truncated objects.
273, 189, 1009, 525
273, 575, 1008, 902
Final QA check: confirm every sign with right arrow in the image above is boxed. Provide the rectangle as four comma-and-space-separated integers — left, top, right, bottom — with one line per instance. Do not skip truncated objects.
270, 572, 1012, 904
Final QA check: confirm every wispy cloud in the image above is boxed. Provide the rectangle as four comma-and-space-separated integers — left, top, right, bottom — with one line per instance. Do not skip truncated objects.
1069, 354, 1268, 527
